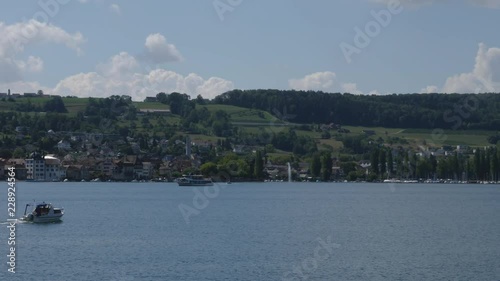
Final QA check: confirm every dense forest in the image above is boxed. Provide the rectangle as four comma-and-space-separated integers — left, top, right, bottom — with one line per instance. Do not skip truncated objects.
214, 90, 500, 130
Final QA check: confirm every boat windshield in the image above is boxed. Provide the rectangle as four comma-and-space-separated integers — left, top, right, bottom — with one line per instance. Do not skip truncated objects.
34, 204, 51, 216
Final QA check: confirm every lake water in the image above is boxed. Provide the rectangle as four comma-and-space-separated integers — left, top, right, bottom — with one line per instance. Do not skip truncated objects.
1, 182, 499, 280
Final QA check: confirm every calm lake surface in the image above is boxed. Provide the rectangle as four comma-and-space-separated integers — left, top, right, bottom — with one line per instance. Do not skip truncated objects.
1, 182, 499, 280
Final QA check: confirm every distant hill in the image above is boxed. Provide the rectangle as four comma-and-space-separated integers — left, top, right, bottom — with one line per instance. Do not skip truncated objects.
214, 90, 500, 130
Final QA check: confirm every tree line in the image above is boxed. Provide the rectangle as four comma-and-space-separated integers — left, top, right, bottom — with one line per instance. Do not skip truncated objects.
214, 90, 500, 130
367, 146, 499, 182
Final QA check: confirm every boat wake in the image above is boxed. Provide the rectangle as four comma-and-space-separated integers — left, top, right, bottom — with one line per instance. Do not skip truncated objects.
0, 219, 29, 224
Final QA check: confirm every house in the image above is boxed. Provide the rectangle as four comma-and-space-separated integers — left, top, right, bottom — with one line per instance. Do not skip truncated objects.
295, 162, 310, 180
113, 155, 138, 181
265, 164, 289, 180
138, 109, 171, 116
233, 145, 249, 154
96, 158, 115, 177
44, 156, 64, 181
192, 140, 215, 152
136, 162, 153, 179
158, 164, 171, 177
331, 166, 342, 178
15, 126, 29, 133
99, 147, 115, 157
358, 160, 371, 175
64, 165, 88, 181
57, 140, 71, 151
431, 149, 445, 157
25, 153, 45, 181
144, 97, 158, 102
167, 156, 194, 173
5, 159, 28, 180
25, 154, 64, 181
416, 151, 431, 158
24, 92, 37, 97
456, 145, 469, 154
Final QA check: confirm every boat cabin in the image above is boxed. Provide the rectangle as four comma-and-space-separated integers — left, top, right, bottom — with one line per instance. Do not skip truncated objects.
34, 203, 62, 216
34, 203, 51, 216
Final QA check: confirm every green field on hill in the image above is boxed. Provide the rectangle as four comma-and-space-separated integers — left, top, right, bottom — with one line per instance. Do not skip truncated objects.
239, 124, 494, 149
0, 96, 496, 149
202, 104, 282, 124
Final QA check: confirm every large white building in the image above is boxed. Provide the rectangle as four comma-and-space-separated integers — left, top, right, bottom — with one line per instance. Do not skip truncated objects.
25, 154, 65, 181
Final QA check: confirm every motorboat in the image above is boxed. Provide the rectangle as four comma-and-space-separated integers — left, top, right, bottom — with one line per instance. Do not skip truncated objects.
21, 202, 64, 223
176, 175, 213, 186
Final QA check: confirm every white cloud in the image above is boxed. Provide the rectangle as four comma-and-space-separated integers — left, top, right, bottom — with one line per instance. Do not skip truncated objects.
420, 85, 440, 93
289, 71, 379, 95
0, 20, 85, 57
0, 30, 229, 100
142, 33, 183, 63
96, 52, 139, 78
50, 50, 233, 100
109, 4, 121, 15
425, 43, 500, 93
0, 20, 84, 82
18, 56, 44, 73
289, 71, 337, 92
194, 77, 235, 98
341, 83, 364, 95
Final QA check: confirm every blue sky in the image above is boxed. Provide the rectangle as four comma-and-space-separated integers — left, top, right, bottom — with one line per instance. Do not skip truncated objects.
1, 0, 499, 100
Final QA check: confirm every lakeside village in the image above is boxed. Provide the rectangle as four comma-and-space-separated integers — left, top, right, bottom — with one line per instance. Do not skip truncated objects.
1, 90, 500, 184
1, 136, 498, 184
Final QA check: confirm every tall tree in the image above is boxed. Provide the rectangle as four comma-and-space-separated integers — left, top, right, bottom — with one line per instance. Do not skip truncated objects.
370, 148, 380, 176
386, 149, 393, 178
490, 148, 498, 182
321, 152, 333, 181
474, 149, 481, 180
311, 154, 321, 178
254, 150, 264, 179
379, 149, 387, 178
429, 154, 437, 179
44, 96, 68, 113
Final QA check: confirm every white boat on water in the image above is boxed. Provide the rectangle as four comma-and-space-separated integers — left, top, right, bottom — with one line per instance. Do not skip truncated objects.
21, 202, 64, 223
176, 175, 213, 186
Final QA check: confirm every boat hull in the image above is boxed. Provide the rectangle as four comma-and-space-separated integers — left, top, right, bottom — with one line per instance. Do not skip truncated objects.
178, 182, 214, 186
21, 214, 63, 223
33, 214, 63, 223
176, 175, 214, 186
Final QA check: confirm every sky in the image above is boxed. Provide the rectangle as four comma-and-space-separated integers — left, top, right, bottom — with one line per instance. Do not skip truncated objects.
0, 0, 499, 101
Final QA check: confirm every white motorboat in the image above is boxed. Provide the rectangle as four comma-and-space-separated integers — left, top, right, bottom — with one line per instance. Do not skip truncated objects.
21, 202, 64, 223
176, 175, 213, 186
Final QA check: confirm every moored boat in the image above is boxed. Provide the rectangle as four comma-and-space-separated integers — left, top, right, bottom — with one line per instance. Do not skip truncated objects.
176, 175, 213, 186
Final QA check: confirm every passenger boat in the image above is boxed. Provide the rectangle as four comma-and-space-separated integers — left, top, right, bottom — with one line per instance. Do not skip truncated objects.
21, 202, 64, 223
176, 175, 213, 186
